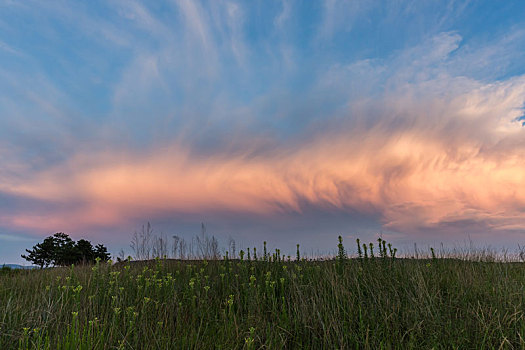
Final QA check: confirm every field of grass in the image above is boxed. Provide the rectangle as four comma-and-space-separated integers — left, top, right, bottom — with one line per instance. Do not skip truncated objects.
3, 238, 525, 349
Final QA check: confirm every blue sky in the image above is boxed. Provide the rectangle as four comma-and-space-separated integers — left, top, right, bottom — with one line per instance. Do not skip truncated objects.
1, 0, 525, 264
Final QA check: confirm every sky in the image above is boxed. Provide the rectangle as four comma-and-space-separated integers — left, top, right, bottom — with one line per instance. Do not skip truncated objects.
1, 0, 525, 264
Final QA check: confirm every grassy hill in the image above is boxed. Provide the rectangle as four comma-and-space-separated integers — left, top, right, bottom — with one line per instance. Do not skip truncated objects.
2, 240, 525, 349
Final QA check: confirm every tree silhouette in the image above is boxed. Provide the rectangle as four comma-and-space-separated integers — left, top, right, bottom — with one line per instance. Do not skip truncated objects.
22, 233, 111, 268
21, 236, 56, 268
53, 232, 76, 266
94, 244, 111, 261
76, 239, 95, 264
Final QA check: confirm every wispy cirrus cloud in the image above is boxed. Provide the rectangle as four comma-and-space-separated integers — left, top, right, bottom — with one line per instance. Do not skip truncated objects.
1, 33, 524, 238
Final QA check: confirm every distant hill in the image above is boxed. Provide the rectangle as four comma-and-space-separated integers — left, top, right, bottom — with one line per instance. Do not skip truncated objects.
1, 264, 36, 270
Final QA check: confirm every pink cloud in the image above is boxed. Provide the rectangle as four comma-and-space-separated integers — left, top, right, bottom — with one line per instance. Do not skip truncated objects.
2, 75, 524, 237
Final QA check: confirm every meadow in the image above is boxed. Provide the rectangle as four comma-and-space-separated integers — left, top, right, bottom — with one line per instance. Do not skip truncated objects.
2, 238, 525, 349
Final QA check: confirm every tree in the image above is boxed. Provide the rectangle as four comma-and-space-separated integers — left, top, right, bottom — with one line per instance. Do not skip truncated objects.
21, 236, 56, 269
53, 232, 76, 266
76, 239, 95, 263
21, 233, 111, 267
94, 244, 111, 262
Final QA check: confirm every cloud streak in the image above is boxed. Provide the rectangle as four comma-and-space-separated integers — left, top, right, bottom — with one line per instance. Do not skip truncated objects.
2, 62, 524, 236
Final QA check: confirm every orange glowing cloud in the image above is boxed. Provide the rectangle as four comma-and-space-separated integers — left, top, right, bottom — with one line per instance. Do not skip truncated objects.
1, 75, 525, 236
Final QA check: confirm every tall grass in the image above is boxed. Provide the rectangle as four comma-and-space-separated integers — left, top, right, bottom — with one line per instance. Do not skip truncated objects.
2, 239, 525, 348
